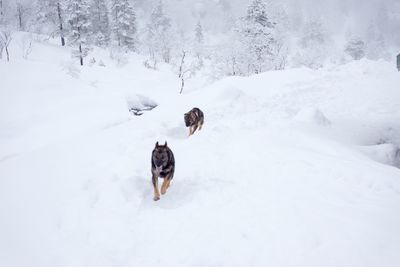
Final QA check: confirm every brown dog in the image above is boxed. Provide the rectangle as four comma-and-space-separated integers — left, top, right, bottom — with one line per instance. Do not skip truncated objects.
184, 107, 204, 136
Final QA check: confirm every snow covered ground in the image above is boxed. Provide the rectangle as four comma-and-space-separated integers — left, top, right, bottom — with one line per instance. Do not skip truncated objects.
1, 35, 400, 267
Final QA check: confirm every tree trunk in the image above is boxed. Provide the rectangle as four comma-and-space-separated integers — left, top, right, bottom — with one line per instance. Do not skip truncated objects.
18, 9, 22, 30
179, 77, 185, 94
5, 45, 9, 62
0, 0, 3, 17
57, 3, 65, 46
231, 56, 236, 76
79, 44, 83, 66
178, 50, 186, 78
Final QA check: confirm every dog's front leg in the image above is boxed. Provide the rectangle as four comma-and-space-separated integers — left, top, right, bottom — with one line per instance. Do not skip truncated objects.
161, 178, 168, 195
161, 172, 172, 195
152, 174, 160, 201
192, 124, 199, 135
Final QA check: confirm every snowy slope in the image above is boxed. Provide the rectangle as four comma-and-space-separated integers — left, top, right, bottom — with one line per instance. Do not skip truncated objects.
1, 35, 400, 267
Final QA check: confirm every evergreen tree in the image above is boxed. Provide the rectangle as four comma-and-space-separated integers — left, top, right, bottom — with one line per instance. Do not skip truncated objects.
345, 36, 365, 60
195, 20, 204, 45
90, 0, 110, 47
295, 18, 328, 69
65, 0, 91, 65
193, 20, 204, 62
110, 0, 136, 51
146, 1, 173, 66
365, 21, 388, 60
238, 0, 277, 74
299, 19, 325, 48
34, 0, 65, 46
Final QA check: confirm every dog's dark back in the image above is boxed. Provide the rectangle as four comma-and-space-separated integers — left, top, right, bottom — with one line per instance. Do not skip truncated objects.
151, 142, 175, 178
184, 107, 204, 127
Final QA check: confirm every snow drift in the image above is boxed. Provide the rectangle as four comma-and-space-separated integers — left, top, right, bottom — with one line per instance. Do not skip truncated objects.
1, 37, 400, 267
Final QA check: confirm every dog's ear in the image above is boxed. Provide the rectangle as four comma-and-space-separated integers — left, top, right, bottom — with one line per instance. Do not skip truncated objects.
155, 141, 159, 147
164, 141, 167, 147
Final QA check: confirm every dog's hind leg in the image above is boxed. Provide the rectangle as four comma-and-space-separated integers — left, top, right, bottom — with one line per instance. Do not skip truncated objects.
152, 174, 160, 201
198, 121, 203, 131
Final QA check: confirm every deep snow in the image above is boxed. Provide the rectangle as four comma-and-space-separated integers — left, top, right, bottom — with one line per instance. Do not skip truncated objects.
1, 34, 400, 267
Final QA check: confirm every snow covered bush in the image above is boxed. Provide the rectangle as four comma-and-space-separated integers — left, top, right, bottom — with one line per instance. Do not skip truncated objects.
344, 36, 365, 60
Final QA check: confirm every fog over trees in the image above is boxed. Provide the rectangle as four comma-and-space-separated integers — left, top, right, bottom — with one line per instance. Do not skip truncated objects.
0, 0, 399, 75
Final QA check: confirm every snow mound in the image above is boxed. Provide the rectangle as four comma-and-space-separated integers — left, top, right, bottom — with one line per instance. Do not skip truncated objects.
216, 86, 245, 102
1, 38, 400, 267
0, 60, 130, 159
127, 94, 158, 115
293, 107, 331, 126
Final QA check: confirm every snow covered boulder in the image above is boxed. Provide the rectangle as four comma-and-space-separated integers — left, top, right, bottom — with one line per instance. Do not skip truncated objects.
293, 108, 331, 126
358, 143, 400, 167
127, 94, 158, 116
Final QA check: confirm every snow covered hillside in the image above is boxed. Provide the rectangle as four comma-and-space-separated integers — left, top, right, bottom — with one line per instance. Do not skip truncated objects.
1, 36, 400, 267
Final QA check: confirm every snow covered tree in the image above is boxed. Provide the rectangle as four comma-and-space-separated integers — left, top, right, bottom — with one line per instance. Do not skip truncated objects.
65, 0, 91, 66
195, 20, 203, 46
365, 21, 389, 60
237, 0, 278, 74
376, 3, 390, 37
209, 25, 249, 77
34, 0, 65, 46
345, 36, 365, 60
294, 18, 329, 69
15, 2, 34, 31
0, 0, 12, 61
0, 0, 5, 26
193, 20, 204, 62
57, 2, 65, 46
110, 0, 136, 51
16, 2, 26, 30
90, 0, 110, 47
299, 19, 325, 48
145, 1, 173, 67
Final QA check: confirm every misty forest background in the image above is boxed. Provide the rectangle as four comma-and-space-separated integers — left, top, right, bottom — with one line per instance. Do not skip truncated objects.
0, 0, 399, 82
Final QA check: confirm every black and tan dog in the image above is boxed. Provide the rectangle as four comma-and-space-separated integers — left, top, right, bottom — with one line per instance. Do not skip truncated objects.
151, 141, 175, 201
184, 107, 204, 136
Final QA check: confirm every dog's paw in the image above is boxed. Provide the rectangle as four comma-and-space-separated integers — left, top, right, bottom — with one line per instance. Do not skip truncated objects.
161, 188, 166, 195
153, 195, 160, 201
